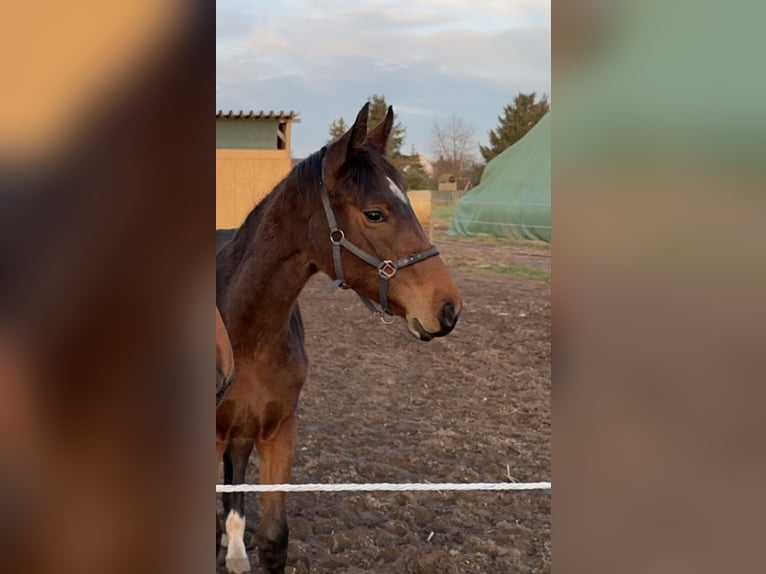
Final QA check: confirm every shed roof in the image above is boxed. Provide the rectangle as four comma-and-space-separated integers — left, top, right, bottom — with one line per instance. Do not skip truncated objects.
216, 110, 299, 121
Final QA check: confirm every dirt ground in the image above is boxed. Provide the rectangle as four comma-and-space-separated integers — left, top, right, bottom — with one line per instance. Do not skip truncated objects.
217, 237, 551, 574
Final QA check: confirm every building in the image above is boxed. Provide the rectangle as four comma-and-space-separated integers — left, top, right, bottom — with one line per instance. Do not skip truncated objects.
216, 110, 299, 229
438, 173, 458, 191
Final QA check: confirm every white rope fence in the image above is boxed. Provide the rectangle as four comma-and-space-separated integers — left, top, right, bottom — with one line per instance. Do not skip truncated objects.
216, 481, 551, 493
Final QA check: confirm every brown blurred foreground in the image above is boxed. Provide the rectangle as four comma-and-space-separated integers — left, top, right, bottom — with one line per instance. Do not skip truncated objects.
0, 2, 213, 573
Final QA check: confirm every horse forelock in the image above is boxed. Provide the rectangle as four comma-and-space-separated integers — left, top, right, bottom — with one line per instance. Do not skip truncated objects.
337, 149, 407, 208
294, 144, 402, 209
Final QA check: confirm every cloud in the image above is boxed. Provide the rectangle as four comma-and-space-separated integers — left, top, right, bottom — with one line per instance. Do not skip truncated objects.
216, 1, 550, 158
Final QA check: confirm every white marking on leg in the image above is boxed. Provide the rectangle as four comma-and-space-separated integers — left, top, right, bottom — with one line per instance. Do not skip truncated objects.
225, 510, 251, 573
387, 176, 409, 205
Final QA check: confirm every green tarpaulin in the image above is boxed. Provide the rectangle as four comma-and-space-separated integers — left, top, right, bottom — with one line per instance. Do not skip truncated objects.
450, 112, 550, 242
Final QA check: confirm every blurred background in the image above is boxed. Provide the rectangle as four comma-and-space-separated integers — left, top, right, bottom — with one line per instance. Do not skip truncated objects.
554, 1, 766, 572
1, 2, 213, 573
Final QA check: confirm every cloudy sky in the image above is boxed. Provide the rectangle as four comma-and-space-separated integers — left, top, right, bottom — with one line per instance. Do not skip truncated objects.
216, 0, 550, 160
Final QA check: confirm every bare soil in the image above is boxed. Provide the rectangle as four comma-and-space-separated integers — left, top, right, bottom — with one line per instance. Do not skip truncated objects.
217, 238, 551, 574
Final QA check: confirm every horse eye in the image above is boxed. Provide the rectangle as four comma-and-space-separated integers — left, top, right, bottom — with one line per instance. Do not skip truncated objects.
364, 210, 385, 223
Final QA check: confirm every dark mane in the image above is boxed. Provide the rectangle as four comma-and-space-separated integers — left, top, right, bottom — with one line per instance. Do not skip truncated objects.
216, 143, 404, 299
217, 148, 321, 263
215, 152, 321, 297
216, 192, 273, 268
293, 149, 324, 200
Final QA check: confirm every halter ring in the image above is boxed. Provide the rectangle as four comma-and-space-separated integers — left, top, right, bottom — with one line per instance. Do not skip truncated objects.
378, 261, 397, 279
330, 229, 345, 244
379, 312, 397, 325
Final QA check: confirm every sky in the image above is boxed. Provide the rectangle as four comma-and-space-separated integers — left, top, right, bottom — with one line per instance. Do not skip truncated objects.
216, 0, 550, 160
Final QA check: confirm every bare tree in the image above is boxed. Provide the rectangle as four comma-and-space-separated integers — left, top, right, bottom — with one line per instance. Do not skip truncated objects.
430, 115, 476, 183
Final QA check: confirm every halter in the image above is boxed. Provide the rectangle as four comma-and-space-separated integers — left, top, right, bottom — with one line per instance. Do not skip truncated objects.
315, 150, 439, 323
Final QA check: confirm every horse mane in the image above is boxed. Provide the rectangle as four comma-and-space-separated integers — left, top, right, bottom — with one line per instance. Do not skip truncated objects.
220, 194, 273, 261
216, 143, 403, 293
216, 154, 315, 295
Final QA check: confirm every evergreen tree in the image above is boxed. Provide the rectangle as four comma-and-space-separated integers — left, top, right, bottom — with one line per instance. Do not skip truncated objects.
479, 92, 549, 162
367, 94, 406, 157
326, 95, 407, 158
327, 117, 348, 143
403, 165, 430, 190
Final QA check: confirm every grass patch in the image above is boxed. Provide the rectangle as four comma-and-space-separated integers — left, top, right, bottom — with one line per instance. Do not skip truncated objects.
444, 256, 550, 282
432, 205, 456, 220
434, 229, 550, 251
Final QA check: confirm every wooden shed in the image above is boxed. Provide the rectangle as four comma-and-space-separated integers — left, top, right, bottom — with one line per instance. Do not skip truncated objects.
216, 110, 299, 228
437, 173, 457, 192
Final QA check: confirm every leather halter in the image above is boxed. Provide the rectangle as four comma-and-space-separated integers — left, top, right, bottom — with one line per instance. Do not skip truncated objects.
314, 149, 440, 323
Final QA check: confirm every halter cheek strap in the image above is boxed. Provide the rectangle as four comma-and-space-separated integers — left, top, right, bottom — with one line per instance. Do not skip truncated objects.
318, 165, 439, 323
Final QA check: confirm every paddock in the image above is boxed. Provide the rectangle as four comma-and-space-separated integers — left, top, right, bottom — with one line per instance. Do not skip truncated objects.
216, 230, 551, 573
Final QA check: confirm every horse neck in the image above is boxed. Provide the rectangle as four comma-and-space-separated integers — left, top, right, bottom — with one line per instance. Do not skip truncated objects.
220, 179, 315, 340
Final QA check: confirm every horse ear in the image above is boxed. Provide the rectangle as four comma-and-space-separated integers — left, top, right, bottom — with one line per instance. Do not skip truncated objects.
324, 103, 369, 182
347, 102, 369, 154
366, 106, 394, 154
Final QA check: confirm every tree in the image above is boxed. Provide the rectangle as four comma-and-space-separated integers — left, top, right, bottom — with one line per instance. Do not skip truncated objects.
430, 115, 477, 182
466, 161, 485, 187
367, 94, 406, 157
325, 94, 407, 158
479, 92, 550, 162
403, 163, 431, 190
327, 117, 348, 143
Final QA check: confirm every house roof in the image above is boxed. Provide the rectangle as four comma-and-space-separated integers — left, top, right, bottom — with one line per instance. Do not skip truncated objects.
216, 110, 299, 122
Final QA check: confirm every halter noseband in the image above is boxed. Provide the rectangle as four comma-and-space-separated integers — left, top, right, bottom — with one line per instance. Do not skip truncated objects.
316, 151, 439, 323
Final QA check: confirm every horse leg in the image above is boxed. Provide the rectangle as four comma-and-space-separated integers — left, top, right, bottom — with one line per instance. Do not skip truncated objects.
216, 436, 227, 557
220, 439, 233, 548
224, 437, 255, 574
255, 413, 297, 574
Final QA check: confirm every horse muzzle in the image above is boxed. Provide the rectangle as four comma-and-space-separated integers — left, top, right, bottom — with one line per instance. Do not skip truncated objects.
407, 301, 460, 341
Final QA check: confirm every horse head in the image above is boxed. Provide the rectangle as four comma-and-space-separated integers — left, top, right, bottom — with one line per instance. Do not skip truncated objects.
309, 103, 462, 341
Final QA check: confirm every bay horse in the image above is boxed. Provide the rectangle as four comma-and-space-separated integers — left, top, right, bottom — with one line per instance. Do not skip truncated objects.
216, 102, 462, 573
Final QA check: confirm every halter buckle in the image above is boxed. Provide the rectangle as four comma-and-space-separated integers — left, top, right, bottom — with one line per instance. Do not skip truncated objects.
378, 260, 397, 279
330, 229, 345, 244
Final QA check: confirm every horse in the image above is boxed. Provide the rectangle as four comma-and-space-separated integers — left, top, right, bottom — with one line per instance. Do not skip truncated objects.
215, 102, 462, 573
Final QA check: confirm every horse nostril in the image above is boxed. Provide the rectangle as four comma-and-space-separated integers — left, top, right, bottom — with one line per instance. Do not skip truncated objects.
438, 301, 458, 332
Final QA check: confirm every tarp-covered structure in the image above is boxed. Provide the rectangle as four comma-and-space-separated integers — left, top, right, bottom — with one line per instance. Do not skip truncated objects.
450, 112, 550, 242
